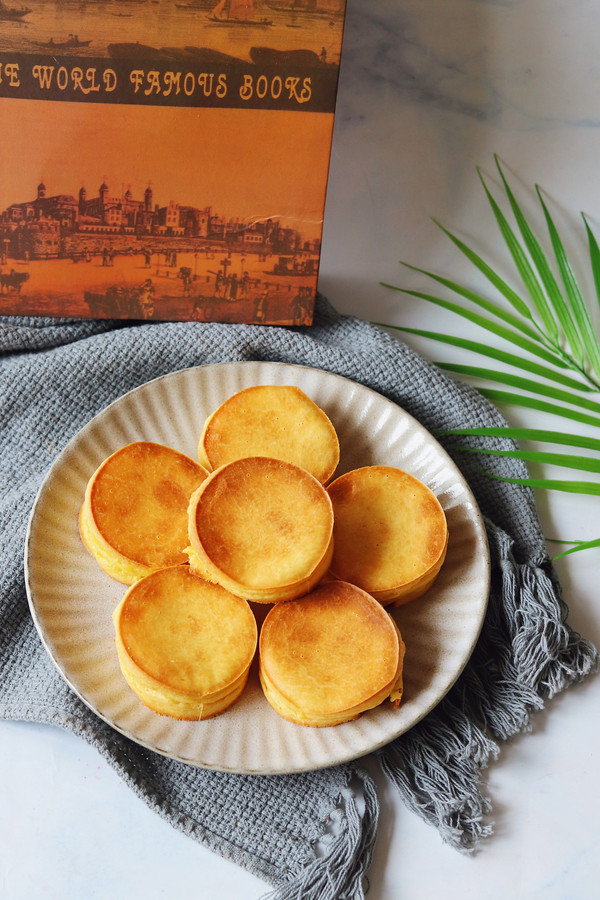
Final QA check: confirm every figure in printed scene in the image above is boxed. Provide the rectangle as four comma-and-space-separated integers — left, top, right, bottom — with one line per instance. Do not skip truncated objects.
137, 278, 155, 318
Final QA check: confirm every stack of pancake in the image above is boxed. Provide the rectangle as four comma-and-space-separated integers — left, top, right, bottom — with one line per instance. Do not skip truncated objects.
113, 565, 257, 720
326, 465, 448, 606
79, 384, 448, 726
259, 581, 405, 727
79, 440, 209, 585
186, 456, 334, 604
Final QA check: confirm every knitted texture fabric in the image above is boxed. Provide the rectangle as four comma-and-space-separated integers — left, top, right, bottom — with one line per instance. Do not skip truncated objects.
1, 296, 597, 897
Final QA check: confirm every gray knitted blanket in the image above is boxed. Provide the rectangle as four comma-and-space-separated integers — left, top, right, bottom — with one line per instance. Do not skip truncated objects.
1, 296, 597, 898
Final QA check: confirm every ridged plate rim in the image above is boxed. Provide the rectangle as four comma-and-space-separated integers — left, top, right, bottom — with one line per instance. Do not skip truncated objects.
25, 361, 490, 774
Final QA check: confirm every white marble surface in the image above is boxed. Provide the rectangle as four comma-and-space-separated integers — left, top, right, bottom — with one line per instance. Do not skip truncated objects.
3, 0, 600, 897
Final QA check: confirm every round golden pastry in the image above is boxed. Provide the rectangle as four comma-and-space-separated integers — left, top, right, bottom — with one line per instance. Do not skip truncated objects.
198, 384, 340, 484
259, 580, 405, 727
79, 441, 209, 584
187, 455, 334, 603
327, 465, 448, 606
112, 565, 257, 720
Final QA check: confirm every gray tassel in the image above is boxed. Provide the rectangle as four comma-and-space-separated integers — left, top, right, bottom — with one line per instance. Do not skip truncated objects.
263, 768, 379, 900
376, 519, 599, 852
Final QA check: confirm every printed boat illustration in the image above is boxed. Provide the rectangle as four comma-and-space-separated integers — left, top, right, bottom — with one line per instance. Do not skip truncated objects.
0, 2, 31, 20
207, 0, 273, 26
266, 0, 343, 17
34, 35, 92, 49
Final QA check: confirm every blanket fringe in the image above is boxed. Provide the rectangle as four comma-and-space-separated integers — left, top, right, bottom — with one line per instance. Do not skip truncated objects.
377, 705, 497, 852
263, 769, 379, 900
377, 520, 598, 852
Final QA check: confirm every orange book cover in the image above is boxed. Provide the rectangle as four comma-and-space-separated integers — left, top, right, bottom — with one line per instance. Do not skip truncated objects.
0, 0, 346, 326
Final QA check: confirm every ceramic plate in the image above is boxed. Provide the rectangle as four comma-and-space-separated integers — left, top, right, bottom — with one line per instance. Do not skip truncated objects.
25, 361, 490, 774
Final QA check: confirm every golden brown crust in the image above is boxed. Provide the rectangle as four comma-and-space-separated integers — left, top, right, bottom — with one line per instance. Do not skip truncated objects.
198, 385, 340, 484
80, 441, 208, 584
187, 456, 334, 602
327, 466, 448, 604
259, 580, 404, 725
113, 565, 257, 719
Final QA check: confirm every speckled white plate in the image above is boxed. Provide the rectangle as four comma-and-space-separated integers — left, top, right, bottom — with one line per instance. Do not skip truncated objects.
25, 361, 490, 774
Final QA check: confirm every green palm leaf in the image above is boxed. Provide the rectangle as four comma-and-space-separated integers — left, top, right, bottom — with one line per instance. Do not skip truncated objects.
478, 167, 560, 343
551, 537, 600, 560
486, 473, 600, 495
537, 186, 600, 380
388, 327, 592, 391
381, 286, 569, 368
478, 388, 600, 428
430, 218, 534, 321
439, 426, 600, 452
582, 213, 600, 314
383, 158, 600, 553
455, 445, 600, 474
398, 261, 542, 341
437, 363, 600, 414
494, 156, 586, 364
